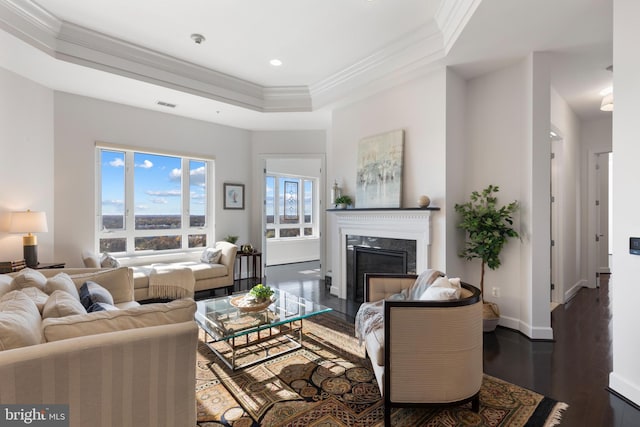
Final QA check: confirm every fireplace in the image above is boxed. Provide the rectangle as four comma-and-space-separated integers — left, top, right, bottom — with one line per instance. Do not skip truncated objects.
350, 245, 409, 303
329, 209, 436, 299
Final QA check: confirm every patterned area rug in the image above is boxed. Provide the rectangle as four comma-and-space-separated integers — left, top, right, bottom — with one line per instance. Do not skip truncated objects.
196, 313, 567, 426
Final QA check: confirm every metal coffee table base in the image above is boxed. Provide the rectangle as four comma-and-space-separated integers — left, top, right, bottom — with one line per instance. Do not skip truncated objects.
202, 319, 303, 370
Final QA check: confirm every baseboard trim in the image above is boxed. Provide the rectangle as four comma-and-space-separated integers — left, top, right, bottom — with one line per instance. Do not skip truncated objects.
609, 372, 640, 407
498, 315, 554, 340
565, 279, 587, 302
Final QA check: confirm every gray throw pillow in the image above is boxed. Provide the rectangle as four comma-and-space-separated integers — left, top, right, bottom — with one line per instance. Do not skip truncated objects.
79, 280, 114, 310
100, 252, 120, 268
200, 247, 222, 264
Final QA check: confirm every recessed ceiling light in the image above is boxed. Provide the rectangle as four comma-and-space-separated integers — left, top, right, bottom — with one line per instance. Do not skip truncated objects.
270, 59, 283, 67
550, 131, 557, 138
599, 86, 613, 96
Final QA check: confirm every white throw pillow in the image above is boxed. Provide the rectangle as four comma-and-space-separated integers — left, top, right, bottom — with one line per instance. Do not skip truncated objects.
419, 276, 462, 301
11, 268, 47, 291
81, 250, 101, 268
43, 290, 87, 319
45, 273, 80, 299
0, 290, 42, 350
100, 252, 121, 268
0, 275, 12, 299
200, 247, 222, 264
20, 287, 50, 313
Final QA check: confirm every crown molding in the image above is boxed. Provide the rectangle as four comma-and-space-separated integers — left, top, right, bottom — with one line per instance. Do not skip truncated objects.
435, 0, 483, 53
310, 23, 446, 109
0, 0, 477, 114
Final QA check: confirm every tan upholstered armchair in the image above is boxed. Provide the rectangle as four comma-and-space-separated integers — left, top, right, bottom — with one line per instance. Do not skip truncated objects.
363, 273, 483, 425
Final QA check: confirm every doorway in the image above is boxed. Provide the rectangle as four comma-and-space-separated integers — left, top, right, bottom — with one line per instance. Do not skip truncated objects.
260, 155, 325, 278
550, 130, 564, 306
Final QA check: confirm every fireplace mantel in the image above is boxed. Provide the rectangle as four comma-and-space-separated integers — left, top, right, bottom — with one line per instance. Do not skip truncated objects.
328, 209, 436, 299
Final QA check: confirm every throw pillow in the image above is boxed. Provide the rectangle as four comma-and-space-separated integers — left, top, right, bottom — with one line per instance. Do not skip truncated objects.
100, 252, 120, 268
87, 302, 119, 313
0, 290, 42, 350
20, 287, 50, 313
42, 290, 87, 319
79, 280, 115, 310
419, 276, 462, 301
69, 267, 133, 304
0, 275, 12, 299
81, 250, 101, 268
10, 268, 47, 291
200, 247, 222, 264
45, 273, 80, 299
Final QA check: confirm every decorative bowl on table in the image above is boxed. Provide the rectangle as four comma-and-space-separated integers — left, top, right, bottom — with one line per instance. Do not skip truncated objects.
230, 294, 275, 312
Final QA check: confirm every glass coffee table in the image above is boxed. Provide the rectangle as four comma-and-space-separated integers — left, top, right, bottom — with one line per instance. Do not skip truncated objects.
195, 289, 332, 370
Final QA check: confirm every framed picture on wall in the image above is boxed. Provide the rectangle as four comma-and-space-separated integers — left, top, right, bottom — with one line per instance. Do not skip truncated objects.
223, 183, 245, 209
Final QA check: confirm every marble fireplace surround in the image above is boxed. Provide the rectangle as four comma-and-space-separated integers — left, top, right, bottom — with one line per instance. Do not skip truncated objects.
329, 208, 436, 299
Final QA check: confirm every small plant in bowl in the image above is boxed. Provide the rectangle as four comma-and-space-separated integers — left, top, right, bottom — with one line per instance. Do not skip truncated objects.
224, 235, 239, 244
249, 284, 274, 303
334, 195, 353, 209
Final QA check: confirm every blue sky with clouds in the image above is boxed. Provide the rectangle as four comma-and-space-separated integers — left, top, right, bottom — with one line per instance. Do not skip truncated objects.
101, 150, 206, 216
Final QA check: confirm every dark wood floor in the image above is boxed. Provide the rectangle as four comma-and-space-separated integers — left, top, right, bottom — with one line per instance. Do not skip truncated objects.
251, 264, 640, 427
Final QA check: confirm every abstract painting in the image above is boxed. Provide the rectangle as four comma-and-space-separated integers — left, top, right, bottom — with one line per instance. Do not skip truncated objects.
356, 129, 404, 208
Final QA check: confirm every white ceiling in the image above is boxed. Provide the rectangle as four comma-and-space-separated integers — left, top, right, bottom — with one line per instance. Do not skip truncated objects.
0, 0, 613, 129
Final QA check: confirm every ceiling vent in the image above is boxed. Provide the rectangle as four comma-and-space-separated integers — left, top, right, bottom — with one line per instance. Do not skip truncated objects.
157, 101, 177, 108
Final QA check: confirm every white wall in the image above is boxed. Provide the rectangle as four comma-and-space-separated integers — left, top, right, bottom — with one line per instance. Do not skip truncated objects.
550, 86, 583, 302
53, 92, 252, 267
464, 54, 552, 339
609, 0, 640, 406
0, 67, 55, 264
328, 68, 448, 273
445, 68, 467, 277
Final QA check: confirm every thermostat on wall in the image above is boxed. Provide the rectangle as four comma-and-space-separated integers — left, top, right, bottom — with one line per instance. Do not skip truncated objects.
630, 237, 640, 255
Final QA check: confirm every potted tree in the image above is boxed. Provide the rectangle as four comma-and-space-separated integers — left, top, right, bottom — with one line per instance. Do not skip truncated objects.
454, 185, 519, 332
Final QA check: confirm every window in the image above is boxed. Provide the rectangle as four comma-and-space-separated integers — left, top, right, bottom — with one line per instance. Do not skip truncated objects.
97, 146, 212, 255
265, 174, 316, 239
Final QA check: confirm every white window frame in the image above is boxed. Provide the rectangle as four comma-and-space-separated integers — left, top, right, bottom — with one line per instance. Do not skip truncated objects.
266, 174, 318, 240
95, 143, 214, 258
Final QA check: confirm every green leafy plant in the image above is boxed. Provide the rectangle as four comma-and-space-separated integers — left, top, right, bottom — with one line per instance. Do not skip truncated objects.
249, 284, 274, 301
334, 195, 353, 206
454, 185, 519, 299
224, 235, 238, 244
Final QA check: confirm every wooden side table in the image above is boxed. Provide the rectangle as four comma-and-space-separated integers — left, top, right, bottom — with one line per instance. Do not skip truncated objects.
33, 262, 66, 270
235, 252, 262, 282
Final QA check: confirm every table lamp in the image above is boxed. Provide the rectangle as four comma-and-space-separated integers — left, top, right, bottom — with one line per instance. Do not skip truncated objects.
9, 210, 48, 267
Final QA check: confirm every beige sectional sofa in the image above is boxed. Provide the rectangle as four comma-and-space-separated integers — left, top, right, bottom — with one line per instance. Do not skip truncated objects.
0, 267, 198, 427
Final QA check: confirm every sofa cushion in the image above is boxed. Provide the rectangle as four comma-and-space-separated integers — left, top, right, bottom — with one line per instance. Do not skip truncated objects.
419, 276, 462, 301
100, 252, 121, 268
81, 250, 101, 268
173, 262, 228, 280
87, 302, 119, 312
11, 268, 47, 291
43, 290, 87, 319
20, 287, 49, 313
0, 275, 13, 298
79, 281, 115, 309
69, 267, 134, 304
42, 298, 196, 342
365, 327, 385, 367
0, 290, 42, 350
45, 273, 80, 300
200, 247, 222, 264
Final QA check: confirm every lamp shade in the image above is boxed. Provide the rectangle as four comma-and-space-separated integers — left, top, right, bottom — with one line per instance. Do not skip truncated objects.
9, 210, 48, 233
600, 93, 614, 112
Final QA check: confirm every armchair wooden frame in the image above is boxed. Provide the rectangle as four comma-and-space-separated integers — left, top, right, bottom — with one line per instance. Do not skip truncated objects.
364, 273, 483, 426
